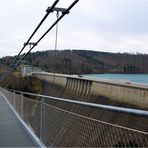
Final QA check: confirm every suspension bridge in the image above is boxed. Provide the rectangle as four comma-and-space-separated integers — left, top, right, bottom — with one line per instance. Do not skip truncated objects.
0, 0, 148, 147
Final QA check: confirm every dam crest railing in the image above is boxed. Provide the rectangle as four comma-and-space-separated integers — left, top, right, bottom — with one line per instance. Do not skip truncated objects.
0, 87, 148, 147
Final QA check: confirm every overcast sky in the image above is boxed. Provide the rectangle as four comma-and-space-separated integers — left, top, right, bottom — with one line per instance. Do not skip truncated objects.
0, 0, 148, 57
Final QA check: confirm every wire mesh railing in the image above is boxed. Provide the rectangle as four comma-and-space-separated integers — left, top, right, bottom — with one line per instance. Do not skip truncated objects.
0, 88, 148, 147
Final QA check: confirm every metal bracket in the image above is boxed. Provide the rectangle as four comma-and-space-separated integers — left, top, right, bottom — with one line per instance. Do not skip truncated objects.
24, 42, 37, 49
24, 42, 37, 47
46, 7, 69, 14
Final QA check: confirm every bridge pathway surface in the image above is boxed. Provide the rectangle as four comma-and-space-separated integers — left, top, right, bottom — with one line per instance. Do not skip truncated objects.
0, 94, 39, 147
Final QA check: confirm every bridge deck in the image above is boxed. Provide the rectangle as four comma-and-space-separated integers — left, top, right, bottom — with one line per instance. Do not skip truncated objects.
0, 94, 39, 147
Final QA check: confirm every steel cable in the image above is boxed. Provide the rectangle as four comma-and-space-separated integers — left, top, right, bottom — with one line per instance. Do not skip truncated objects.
2, 0, 59, 80
1, 0, 80, 81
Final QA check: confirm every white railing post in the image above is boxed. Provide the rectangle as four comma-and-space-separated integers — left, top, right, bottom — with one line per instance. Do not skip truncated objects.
21, 93, 24, 119
40, 97, 45, 143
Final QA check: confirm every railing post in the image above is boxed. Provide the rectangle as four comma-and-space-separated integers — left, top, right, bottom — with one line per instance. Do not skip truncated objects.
13, 91, 16, 109
21, 93, 24, 119
40, 97, 45, 143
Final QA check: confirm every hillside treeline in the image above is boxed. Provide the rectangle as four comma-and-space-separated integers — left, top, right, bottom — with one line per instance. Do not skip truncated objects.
26, 50, 148, 74
1, 50, 148, 74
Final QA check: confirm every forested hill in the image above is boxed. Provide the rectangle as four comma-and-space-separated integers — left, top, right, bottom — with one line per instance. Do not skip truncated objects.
1, 50, 148, 74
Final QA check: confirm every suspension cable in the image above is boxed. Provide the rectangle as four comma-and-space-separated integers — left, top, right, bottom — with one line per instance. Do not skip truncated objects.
55, 12, 59, 70
55, 12, 59, 52
1, 0, 59, 81
54, 12, 59, 83
1, 0, 79, 81
9, 0, 78, 72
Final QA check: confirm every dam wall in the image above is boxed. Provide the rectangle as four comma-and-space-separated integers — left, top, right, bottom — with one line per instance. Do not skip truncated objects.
32, 72, 148, 109
33, 72, 67, 87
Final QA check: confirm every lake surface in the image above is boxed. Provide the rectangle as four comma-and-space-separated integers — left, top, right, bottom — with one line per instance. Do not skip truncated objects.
84, 74, 148, 85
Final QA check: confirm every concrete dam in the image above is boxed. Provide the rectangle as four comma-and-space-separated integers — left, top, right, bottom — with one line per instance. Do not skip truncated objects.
29, 72, 148, 146
33, 72, 148, 109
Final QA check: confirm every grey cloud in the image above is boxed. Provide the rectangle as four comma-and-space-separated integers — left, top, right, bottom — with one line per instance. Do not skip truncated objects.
0, 0, 148, 57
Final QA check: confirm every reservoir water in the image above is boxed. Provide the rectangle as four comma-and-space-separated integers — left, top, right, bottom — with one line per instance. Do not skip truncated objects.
84, 74, 148, 85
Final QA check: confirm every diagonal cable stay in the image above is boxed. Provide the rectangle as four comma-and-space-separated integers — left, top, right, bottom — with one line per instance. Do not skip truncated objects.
2, 0, 59, 80
1, 0, 79, 81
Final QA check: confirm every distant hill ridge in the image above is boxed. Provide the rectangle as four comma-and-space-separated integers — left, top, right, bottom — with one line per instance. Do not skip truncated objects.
1, 50, 148, 74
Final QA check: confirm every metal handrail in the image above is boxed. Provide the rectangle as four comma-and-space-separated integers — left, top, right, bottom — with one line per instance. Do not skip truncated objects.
7, 88, 148, 118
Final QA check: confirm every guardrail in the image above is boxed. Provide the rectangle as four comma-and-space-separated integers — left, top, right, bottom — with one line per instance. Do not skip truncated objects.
0, 88, 148, 147
6, 88, 148, 117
